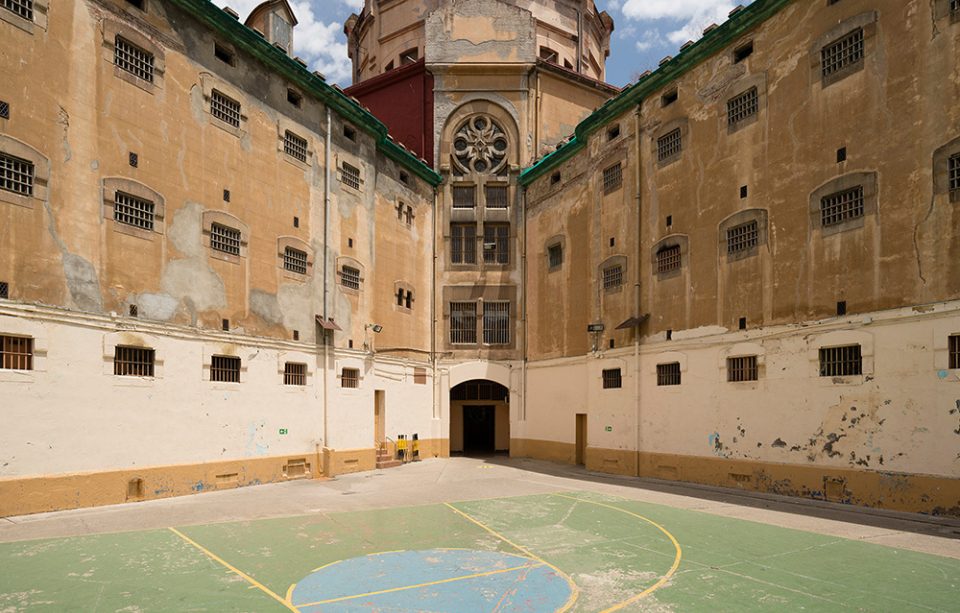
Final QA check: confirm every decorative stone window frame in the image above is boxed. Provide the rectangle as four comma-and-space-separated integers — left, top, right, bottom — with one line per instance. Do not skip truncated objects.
336, 256, 365, 295
278, 350, 313, 387
810, 12, 878, 90
651, 118, 688, 169
546, 235, 566, 272
0, 135, 49, 209
337, 359, 364, 390
394, 280, 415, 314
933, 135, 960, 203
933, 0, 960, 23
101, 20, 165, 94
201, 210, 249, 263
396, 199, 415, 227
651, 235, 689, 281
277, 118, 313, 169
277, 236, 313, 281
102, 331, 164, 385
0, 317, 48, 383
600, 365, 624, 391
718, 342, 765, 385
808, 330, 873, 386
651, 351, 687, 386
336, 151, 364, 194
0, 0, 48, 33
102, 177, 165, 241
200, 75, 248, 137
809, 172, 878, 237
722, 73, 766, 135
718, 209, 768, 263
202, 345, 247, 384
599, 255, 628, 294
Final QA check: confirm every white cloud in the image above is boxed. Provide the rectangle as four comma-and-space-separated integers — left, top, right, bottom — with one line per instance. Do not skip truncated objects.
635, 30, 665, 52
620, 0, 731, 21
664, 3, 734, 44
617, 24, 637, 40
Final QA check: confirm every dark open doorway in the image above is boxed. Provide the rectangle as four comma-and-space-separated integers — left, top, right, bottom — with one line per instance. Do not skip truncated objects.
450, 379, 509, 457
463, 405, 495, 453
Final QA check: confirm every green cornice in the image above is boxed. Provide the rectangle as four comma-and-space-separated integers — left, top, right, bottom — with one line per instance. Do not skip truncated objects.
165, 0, 442, 186
518, 0, 796, 187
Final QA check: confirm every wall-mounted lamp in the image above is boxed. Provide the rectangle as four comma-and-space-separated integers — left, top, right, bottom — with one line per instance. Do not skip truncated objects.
587, 323, 604, 332
366, 324, 383, 333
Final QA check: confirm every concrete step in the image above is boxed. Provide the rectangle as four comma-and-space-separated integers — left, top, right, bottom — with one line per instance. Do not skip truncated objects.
376, 459, 403, 469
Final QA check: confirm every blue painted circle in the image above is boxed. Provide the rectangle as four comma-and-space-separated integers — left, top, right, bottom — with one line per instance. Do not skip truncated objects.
291, 548, 573, 613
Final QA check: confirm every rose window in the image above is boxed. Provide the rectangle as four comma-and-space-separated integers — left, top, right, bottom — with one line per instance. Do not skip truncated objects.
452, 116, 508, 175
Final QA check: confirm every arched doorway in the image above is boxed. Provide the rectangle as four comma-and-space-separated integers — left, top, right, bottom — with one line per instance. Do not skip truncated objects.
450, 379, 510, 456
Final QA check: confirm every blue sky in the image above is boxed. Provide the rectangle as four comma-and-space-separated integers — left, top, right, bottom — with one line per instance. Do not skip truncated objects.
221, 0, 746, 88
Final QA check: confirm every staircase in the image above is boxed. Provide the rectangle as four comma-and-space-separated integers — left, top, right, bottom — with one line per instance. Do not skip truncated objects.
376, 442, 402, 469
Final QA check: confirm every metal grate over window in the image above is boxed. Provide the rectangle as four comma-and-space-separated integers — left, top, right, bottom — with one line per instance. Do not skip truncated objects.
657, 129, 681, 161
949, 154, 960, 196
210, 223, 241, 255
451, 224, 476, 264
114, 192, 155, 231
819, 345, 862, 377
727, 221, 759, 254
821, 28, 864, 78
952, 0, 960, 13
727, 355, 758, 382
657, 245, 681, 273
114, 37, 155, 83
0, 281, 7, 299
0, 152, 34, 196
483, 301, 510, 345
453, 185, 475, 209
0, 335, 32, 370
485, 185, 508, 208
284, 362, 306, 386
603, 265, 623, 289
727, 87, 758, 125
114, 346, 154, 377
1, 0, 33, 20
603, 163, 623, 194
950, 335, 959, 370
548, 244, 562, 268
341, 162, 360, 190
820, 186, 864, 227
211, 355, 241, 383
341, 266, 360, 290
483, 224, 509, 265
450, 301, 477, 344
341, 367, 359, 388
602, 368, 622, 389
210, 90, 241, 128
284, 247, 307, 275
657, 362, 681, 386
284, 131, 308, 163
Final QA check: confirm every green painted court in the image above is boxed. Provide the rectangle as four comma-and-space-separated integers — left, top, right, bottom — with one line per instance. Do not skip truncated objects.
1, 483, 958, 612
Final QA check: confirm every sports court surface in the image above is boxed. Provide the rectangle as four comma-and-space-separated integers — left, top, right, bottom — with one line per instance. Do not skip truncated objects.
1, 457, 958, 612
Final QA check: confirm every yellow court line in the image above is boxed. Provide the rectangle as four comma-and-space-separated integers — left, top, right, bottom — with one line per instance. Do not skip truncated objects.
552, 493, 683, 613
311, 559, 342, 573
167, 527, 300, 613
295, 562, 544, 607
444, 502, 579, 613
285, 583, 296, 603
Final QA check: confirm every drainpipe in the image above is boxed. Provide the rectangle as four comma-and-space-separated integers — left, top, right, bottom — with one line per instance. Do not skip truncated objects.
323, 107, 332, 454
520, 184, 527, 427
576, 9, 582, 73
431, 185, 438, 422
633, 105, 642, 477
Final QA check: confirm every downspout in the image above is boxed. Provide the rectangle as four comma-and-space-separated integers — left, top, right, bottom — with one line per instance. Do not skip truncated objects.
520, 184, 527, 430
576, 10, 582, 73
323, 107, 332, 457
633, 105, 642, 477
431, 185, 438, 423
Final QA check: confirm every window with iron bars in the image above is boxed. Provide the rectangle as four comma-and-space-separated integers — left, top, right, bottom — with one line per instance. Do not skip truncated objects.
727, 87, 758, 126
819, 345, 862, 377
485, 184, 508, 209
952, 0, 960, 13
603, 265, 623, 290
114, 192, 155, 231
657, 129, 681, 161
211, 355, 241, 383
820, 186, 864, 227
210, 223, 241, 255
341, 367, 359, 388
210, 90, 241, 128
657, 245, 681, 273
603, 163, 623, 194
2, 0, 33, 20
657, 362, 681, 386
114, 37, 155, 83
341, 162, 361, 190
949, 154, 960, 197
821, 28, 863, 78
0, 152, 35, 197
483, 224, 509, 264
284, 131, 308, 163
284, 362, 306, 386
453, 185, 475, 209
602, 368, 622, 389
483, 301, 510, 345
284, 247, 308, 275
450, 301, 477, 344
0, 335, 32, 370
114, 346, 154, 377
950, 335, 960, 369
451, 224, 476, 264
727, 355, 758, 382
727, 221, 759, 254
548, 244, 562, 268
341, 265, 360, 290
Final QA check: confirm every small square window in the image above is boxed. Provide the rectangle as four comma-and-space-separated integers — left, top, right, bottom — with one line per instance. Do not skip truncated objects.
657, 362, 681, 386
222, 318, 229, 331
740, 185, 747, 198
293, 330, 299, 341
453, 185, 475, 209
539, 47, 558, 63
2, 0, 33, 21
400, 171, 409, 185
341, 265, 360, 290
948, 153, 960, 197
400, 48, 419, 65
485, 185, 508, 209
733, 41, 753, 63
726, 221, 758, 254
348, 238, 353, 248
551, 172, 561, 185
211, 355, 241, 382
114, 346, 154, 377
821, 186, 864, 227
607, 125, 620, 141
2, 280, 14, 298
129, 152, 138, 167
603, 368, 622, 389
115, 37, 155, 83
727, 355, 758, 382
837, 301, 847, 316
819, 345, 862, 377
343, 125, 356, 141
657, 129, 681, 161
603, 265, 623, 290
837, 147, 847, 163
129, 304, 138, 317
210, 223, 241, 256
0, 335, 32, 370
739, 317, 746, 330
114, 192, 155, 231
610, 237, 615, 247
287, 89, 302, 107
450, 302, 477, 344
341, 367, 359, 388
0, 152, 35, 197
126, 0, 144, 11
211, 90, 241, 128
603, 163, 622, 193
293, 216, 299, 227
949, 335, 959, 369
214, 43, 235, 66
662, 90, 678, 107
284, 131, 308, 163
223, 189, 230, 202
666, 330, 672, 340
548, 244, 562, 268
666, 215, 672, 227
285, 362, 306, 386
284, 247, 308, 275
341, 162, 361, 190
657, 245, 681, 273
821, 28, 864, 79
0, 101, 8, 119
727, 87, 758, 126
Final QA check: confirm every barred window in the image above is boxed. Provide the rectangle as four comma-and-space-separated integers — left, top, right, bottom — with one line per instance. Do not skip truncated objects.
952, 0, 960, 13
483, 224, 509, 265
657, 362, 681, 386
657, 129, 681, 161
602, 368, 622, 389
727, 221, 759, 254
819, 345, 862, 377
210, 223, 241, 255
0, 335, 32, 370
341, 265, 360, 290
114, 37, 155, 83
821, 28, 864, 78
727, 356, 758, 382
451, 224, 476, 264
284, 362, 306, 386
548, 244, 562, 268
453, 185, 475, 209
602, 265, 623, 290
210, 90, 241, 128
949, 154, 960, 196
211, 355, 241, 383
727, 87, 758, 125
950, 335, 959, 369
483, 301, 510, 345
2, 0, 33, 20
114, 192, 155, 231
284, 131, 308, 163
603, 163, 623, 193
821, 186, 864, 227
450, 301, 477, 344
114, 346, 154, 377
657, 245, 681, 273
341, 367, 359, 388
0, 152, 34, 197
341, 162, 360, 190
284, 247, 308, 275
485, 185, 508, 209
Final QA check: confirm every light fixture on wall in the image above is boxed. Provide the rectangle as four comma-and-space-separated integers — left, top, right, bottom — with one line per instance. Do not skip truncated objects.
366, 324, 383, 333
363, 324, 383, 353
